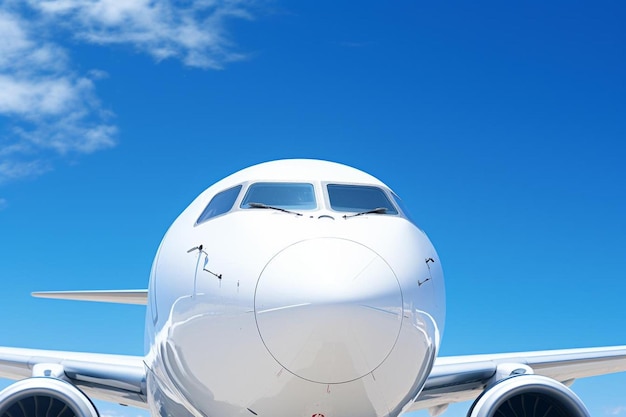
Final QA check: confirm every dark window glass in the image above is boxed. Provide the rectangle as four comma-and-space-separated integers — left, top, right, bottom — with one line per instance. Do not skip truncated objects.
196, 185, 242, 224
327, 184, 398, 214
241, 183, 316, 210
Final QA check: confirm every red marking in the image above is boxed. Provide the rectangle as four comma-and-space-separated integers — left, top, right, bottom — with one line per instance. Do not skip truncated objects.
312, 414, 325, 417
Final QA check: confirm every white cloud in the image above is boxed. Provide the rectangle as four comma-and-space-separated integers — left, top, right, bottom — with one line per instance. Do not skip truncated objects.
0, 160, 51, 185
0, 8, 116, 184
0, 0, 255, 184
32, 0, 253, 69
0, 75, 80, 117
606, 406, 626, 416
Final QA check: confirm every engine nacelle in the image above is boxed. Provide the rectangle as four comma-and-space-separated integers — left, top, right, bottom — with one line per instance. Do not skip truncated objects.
468, 374, 590, 417
0, 378, 99, 417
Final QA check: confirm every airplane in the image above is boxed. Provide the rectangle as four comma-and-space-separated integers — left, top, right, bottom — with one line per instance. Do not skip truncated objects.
0, 158, 624, 417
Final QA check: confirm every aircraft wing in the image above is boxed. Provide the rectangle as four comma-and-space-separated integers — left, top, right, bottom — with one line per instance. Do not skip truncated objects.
408, 346, 626, 415
0, 346, 147, 408
31, 290, 148, 305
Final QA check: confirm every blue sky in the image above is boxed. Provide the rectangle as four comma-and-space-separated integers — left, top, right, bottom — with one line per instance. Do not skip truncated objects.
0, 1, 625, 416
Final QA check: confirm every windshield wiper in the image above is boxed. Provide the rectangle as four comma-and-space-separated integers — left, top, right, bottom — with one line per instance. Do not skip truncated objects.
343, 207, 388, 219
248, 202, 303, 216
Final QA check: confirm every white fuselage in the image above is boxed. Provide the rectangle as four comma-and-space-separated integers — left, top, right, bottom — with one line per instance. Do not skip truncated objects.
143, 160, 445, 417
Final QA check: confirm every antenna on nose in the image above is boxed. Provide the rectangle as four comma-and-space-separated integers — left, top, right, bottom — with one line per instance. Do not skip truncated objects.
187, 244, 203, 253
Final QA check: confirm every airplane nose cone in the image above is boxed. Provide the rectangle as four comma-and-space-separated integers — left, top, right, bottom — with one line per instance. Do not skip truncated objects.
254, 238, 403, 384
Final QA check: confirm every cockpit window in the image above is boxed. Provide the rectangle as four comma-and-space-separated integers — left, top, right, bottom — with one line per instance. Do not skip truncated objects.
196, 185, 242, 224
391, 192, 415, 224
241, 183, 317, 210
327, 184, 398, 214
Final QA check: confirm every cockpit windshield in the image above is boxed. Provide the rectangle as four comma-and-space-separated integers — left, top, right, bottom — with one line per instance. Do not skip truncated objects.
241, 183, 317, 210
327, 184, 398, 214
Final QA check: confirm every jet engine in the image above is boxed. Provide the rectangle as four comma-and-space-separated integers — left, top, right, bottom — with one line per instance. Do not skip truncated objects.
468, 374, 590, 417
0, 378, 99, 417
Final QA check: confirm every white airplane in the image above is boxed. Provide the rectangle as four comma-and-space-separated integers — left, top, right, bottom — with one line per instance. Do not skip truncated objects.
1, 159, 624, 417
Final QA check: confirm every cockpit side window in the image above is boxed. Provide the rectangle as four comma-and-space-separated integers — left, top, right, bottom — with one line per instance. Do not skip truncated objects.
241, 183, 317, 210
196, 185, 242, 224
327, 184, 398, 214
391, 192, 416, 224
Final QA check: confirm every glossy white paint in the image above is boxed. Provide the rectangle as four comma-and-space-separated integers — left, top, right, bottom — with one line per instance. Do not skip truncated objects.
3, 159, 624, 417
143, 159, 445, 417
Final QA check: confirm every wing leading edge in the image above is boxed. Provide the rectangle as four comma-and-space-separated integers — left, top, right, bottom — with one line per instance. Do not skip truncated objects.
409, 345, 626, 414
0, 346, 147, 408
31, 290, 148, 305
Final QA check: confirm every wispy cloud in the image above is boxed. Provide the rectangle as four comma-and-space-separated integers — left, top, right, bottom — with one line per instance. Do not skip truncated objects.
606, 406, 626, 416
0, 198, 7, 211
0, 0, 255, 185
0, 7, 116, 184
0, 159, 52, 185
32, 0, 253, 69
